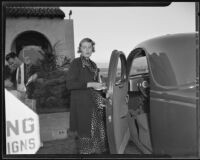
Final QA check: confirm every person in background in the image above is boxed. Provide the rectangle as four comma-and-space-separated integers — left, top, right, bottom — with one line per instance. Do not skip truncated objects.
4, 65, 15, 90
5, 51, 41, 99
4, 64, 25, 99
6, 52, 26, 93
66, 38, 109, 154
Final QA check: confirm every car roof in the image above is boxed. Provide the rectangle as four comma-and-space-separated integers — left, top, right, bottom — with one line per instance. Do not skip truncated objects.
133, 32, 197, 88
134, 32, 197, 50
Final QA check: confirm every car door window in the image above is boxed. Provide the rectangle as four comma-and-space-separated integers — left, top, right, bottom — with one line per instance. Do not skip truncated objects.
129, 56, 148, 76
115, 60, 122, 84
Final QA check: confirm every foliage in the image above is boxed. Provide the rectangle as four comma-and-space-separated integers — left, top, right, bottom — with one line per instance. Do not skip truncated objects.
28, 43, 72, 113
37, 40, 72, 73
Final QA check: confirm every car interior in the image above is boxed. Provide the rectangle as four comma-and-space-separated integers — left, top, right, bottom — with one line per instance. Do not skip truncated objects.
127, 49, 152, 153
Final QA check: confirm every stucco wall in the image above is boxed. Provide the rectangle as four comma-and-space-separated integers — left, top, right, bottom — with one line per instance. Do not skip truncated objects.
5, 17, 75, 60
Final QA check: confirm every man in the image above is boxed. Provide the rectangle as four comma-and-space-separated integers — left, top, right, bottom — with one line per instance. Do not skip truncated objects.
6, 50, 42, 97
6, 52, 26, 92
4, 65, 15, 89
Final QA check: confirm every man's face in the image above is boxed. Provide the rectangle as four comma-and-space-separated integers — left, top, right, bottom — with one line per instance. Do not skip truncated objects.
7, 58, 19, 71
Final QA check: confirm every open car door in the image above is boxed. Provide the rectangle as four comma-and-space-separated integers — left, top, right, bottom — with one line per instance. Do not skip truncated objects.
106, 50, 130, 154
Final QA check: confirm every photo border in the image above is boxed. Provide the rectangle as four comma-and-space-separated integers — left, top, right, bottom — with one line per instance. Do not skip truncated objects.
1, 1, 199, 159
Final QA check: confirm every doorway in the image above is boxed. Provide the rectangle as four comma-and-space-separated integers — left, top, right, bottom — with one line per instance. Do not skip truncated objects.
11, 30, 52, 56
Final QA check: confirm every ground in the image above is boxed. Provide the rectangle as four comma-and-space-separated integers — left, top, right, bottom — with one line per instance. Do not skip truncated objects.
37, 138, 78, 154
36, 138, 142, 155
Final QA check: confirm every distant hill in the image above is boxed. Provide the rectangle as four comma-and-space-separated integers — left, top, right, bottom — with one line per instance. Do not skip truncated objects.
97, 57, 148, 78
96, 62, 109, 69
97, 57, 147, 69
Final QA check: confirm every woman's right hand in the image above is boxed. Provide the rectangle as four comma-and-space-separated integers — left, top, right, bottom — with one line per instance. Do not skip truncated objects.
87, 82, 106, 90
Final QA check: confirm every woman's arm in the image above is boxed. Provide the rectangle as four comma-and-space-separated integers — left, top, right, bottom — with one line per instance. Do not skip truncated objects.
66, 59, 87, 90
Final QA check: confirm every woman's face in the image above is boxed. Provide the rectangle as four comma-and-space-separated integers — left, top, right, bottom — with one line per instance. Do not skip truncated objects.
80, 41, 93, 58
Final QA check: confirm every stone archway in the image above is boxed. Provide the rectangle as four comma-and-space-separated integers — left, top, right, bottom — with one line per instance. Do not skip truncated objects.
10, 31, 54, 89
11, 30, 52, 56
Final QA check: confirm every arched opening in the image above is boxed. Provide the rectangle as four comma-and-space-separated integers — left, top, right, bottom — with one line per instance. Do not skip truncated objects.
11, 30, 52, 56
10, 30, 70, 115
10, 30, 53, 86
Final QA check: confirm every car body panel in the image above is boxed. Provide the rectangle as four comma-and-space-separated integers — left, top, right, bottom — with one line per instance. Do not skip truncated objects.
133, 33, 198, 156
150, 89, 197, 155
135, 33, 197, 89
106, 50, 130, 154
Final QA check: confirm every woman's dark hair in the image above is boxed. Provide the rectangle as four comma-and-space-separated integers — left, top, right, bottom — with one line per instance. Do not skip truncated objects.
77, 38, 95, 53
6, 52, 17, 62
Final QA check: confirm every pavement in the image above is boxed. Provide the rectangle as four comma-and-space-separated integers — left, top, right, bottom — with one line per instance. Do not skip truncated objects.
36, 138, 142, 154
36, 138, 78, 154
36, 138, 172, 158
124, 140, 142, 154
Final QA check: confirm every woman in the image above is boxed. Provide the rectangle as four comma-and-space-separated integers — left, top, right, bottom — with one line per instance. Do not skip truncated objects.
66, 38, 109, 154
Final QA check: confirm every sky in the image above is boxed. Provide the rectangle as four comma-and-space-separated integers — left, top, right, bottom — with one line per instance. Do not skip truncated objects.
60, 2, 196, 67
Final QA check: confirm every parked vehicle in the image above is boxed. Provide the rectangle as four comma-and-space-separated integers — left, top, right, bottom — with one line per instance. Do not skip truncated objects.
105, 32, 198, 157
5, 32, 199, 156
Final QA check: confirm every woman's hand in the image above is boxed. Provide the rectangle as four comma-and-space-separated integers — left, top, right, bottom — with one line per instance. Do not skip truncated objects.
31, 73, 38, 82
87, 82, 106, 90
26, 73, 38, 86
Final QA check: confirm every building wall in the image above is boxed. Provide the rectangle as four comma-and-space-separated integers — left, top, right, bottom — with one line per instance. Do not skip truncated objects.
5, 17, 75, 60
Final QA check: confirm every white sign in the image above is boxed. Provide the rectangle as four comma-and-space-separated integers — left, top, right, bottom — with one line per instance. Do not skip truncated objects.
5, 89, 41, 154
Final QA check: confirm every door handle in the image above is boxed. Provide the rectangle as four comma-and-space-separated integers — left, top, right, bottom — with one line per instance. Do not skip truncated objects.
120, 95, 129, 119
121, 115, 127, 119
119, 84, 124, 88
120, 111, 128, 119
125, 94, 129, 104
115, 82, 124, 88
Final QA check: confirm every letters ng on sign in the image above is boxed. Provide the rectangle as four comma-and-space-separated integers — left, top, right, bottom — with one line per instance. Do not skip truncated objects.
5, 89, 41, 154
